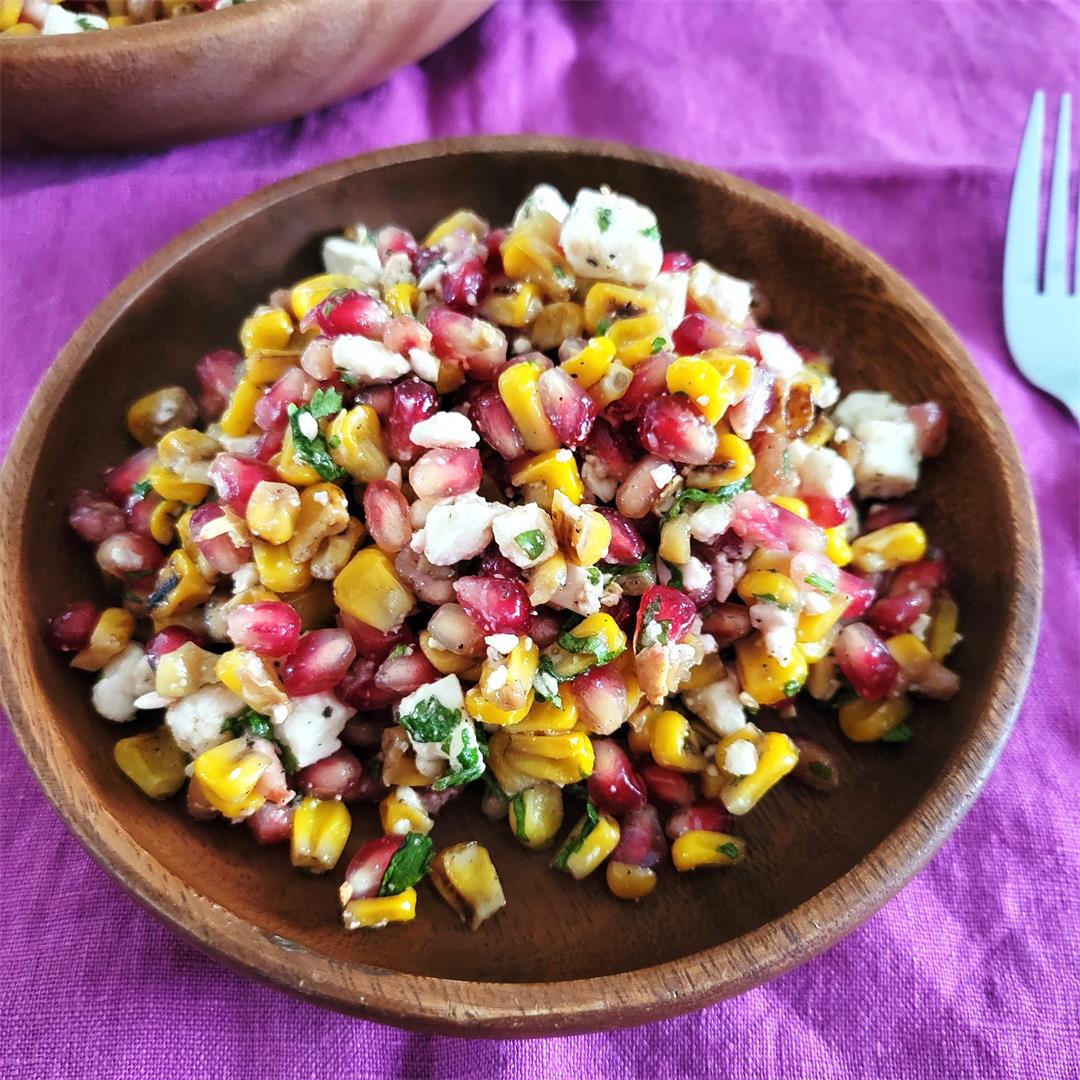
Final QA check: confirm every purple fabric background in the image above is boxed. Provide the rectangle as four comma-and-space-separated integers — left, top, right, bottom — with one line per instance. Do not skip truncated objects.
2, 1, 1078, 1076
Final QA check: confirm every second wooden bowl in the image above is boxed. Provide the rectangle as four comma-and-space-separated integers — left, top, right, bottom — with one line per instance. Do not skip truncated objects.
0, 137, 1041, 1035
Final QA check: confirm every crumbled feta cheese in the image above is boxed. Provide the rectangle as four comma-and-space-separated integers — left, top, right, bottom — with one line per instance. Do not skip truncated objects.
642, 271, 689, 336
802, 590, 831, 615
417, 258, 446, 292
408, 348, 440, 383
650, 463, 677, 489
548, 561, 604, 616
852, 418, 921, 498
832, 390, 909, 429
218, 433, 261, 456
688, 500, 734, 543
834, 425, 851, 444
380, 252, 416, 290
386, 787, 426, 834
322, 232, 381, 283
272, 692, 356, 770
485, 634, 520, 655
91, 645, 154, 723
812, 373, 840, 408
682, 669, 747, 736
756, 332, 803, 379
331, 335, 411, 384
412, 495, 504, 566
297, 412, 319, 440
582, 454, 618, 504
483, 665, 508, 693
555, 448, 574, 462
231, 562, 260, 594
559, 188, 663, 286
911, 613, 932, 642
512, 183, 571, 228
512, 337, 533, 355
166, 684, 246, 756
410, 411, 480, 449
749, 602, 798, 665
681, 556, 712, 593
698, 633, 718, 654
687, 261, 753, 325
396, 676, 466, 775
724, 739, 759, 776
798, 445, 855, 499
44, 7, 107, 33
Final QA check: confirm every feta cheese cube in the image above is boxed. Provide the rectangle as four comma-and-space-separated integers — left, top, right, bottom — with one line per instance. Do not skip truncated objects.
322, 232, 381, 284
854, 418, 921, 498
512, 183, 570, 228
756, 331, 803, 379
687, 261, 753, 325
412, 495, 503, 565
681, 556, 712, 593
91, 645, 155, 723
380, 251, 416, 290
749, 602, 798, 666
724, 739, 759, 776
688, 500, 734, 543
410, 411, 480, 449
408, 348, 440, 383
166, 684, 246, 756
491, 503, 557, 568
272, 692, 356, 770
548, 561, 604, 616
681, 666, 746, 736
44, 7, 107, 33
331, 335, 411, 384
798, 445, 855, 499
643, 271, 689, 337
559, 188, 663, 286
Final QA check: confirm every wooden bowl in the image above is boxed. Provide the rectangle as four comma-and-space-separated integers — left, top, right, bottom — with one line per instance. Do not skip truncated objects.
0, 137, 1041, 1036
0, 0, 494, 151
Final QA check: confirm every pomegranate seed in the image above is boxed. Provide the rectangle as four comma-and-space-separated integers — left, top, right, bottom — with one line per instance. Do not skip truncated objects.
907, 402, 948, 457
700, 602, 753, 646
295, 747, 365, 801
45, 602, 99, 653
893, 647, 960, 700
634, 585, 697, 649
386, 377, 439, 463
616, 454, 671, 523
376, 225, 419, 266
477, 546, 522, 581
208, 454, 281, 515
251, 741, 291, 804
660, 251, 693, 273
834, 623, 900, 701
665, 800, 734, 840
727, 363, 776, 441
611, 805, 667, 868
195, 349, 241, 421
124, 489, 164, 538
394, 547, 458, 606
427, 603, 486, 656
308, 289, 390, 339
640, 763, 696, 808
227, 601, 302, 657
863, 501, 918, 533
102, 448, 156, 505
866, 588, 932, 636
68, 489, 126, 543
537, 367, 596, 449
247, 800, 295, 845
281, 629, 358, 696
364, 481, 412, 554
454, 576, 531, 634
408, 447, 482, 501
336, 657, 401, 709
253, 367, 316, 432
350, 765, 391, 804
569, 663, 629, 735
299, 337, 336, 381
415, 246, 443, 277
588, 739, 647, 815
585, 420, 635, 481
374, 648, 441, 697
837, 570, 878, 618
427, 308, 508, 381
341, 834, 405, 901
383, 314, 433, 359
639, 393, 717, 464
609, 352, 674, 423
802, 496, 852, 528
526, 609, 562, 649
789, 552, 840, 594
341, 715, 389, 749
890, 557, 950, 596
95, 531, 164, 583
672, 312, 749, 355
441, 256, 490, 310
749, 432, 797, 497
730, 491, 825, 553
594, 508, 644, 565
145, 625, 202, 669
605, 594, 638, 635
417, 785, 463, 816
469, 386, 527, 460
253, 419, 287, 463
337, 613, 414, 662
709, 553, 740, 604
189, 503, 252, 574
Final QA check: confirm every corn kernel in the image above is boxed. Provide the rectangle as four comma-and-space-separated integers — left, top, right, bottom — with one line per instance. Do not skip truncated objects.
582, 283, 654, 332
839, 694, 913, 742
310, 518, 366, 580
736, 569, 800, 610
244, 353, 297, 387
154, 641, 218, 698
431, 841, 506, 930
527, 551, 568, 605
146, 460, 208, 504
498, 360, 560, 453
252, 540, 312, 595
289, 273, 360, 321
419, 631, 478, 676
342, 887, 418, 930
333, 546, 414, 632
507, 783, 563, 849
70, 608, 135, 672
487, 730, 534, 796
824, 525, 853, 566
125, 387, 190, 447
511, 450, 584, 511
381, 728, 433, 787
650, 709, 707, 772
479, 282, 543, 328
508, 695, 580, 734
770, 495, 810, 519
380, 787, 435, 836
2, 22, 36, 36
671, 830, 746, 870
281, 581, 335, 631
327, 405, 389, 483
887, 632, 933, 670
627, 703, 663, 755
588, 362, 634, 409
606, 861, 657, 900
800, 634, 837, 663
288, 482, 350, 563
659, 514, 692, 564
291, 795, 351, 873
720, 731, 798, 814
423, 209, 487, 247
804, 414, 835, 448
745, 548, 792, 574
561, 336, 616, 389
551, 490, 612, 565
478, 637, 539, 712
192, 736, 271, 819
562, 612, 626, 663
274, 425, 322, 487
529, 301, 585, 351
240, 306, 293, 354
734, 633, 808, 706
147, 499, 181, 546
384, 283, 418, 316
1, 0, 24, 31
436, 362, 467, 395
506, 731, 595, 785
500, 212, 574, 299
606, 313, 666, 367
245, 480, 301, 544
465, 685, 533, 727
850, 522, 928, 573
554, 810, 620, 879
220, 377, 262, 438
149, 550, 214, 617
113, 726, 186, 799
928, 592, 959, 662
700, 762, 725, 799
666, 356, 728, 424
796, 590, 849, 643
215, 647, 288, 712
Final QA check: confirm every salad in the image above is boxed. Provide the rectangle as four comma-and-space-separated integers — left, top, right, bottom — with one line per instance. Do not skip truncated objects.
45, 183, 960, 931
2, 0, 251, 36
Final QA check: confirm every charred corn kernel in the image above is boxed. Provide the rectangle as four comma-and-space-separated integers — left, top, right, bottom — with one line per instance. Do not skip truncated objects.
721, 731, 798, 815
530, 301, 585, 351
498, 361, 560, 453
220, 377, 262, 437
252, 540, 312, 595
478, 637, 539, 712
154, 641, 218, 698
465, 685, 533, 727
291, 795, 351, 873
627, 703, 664, 755
432, 361, 463, 395
289, 273, 359, 321
215, 647, 288, 712
806, 657, 839, 701
666, 356, 729, 423
508, 731, 592, 762
126, 388, 189, 446
431, 842, 506, 930
839, 694, 913, 743
334, 546, 414, 632
659, 514, 692, 564
527, 551, 568, 605
506, 731, 595, 785
588, 362, 633, 409
509, 695, 580, 734
287, 482, 349, 563
606, 862, 657, 900
70, 608, 135, 672
797, 590, 849, 643
193, 737, 271, 819
0, 0, 23, 31
423, 209, 487, 247
146, 460, 208, 504
285, 581, 336, 630
245, 481, 301, 545
886, 632, 933, 669
551, 490, 612, 565
500, 212, 574, 299
928, 592, 959, 662
173, 508, 202, 564
419, 631, 477, 676
380, 788, 434, 836
479, 282, 543, 328
273, 425, 322, 487
384, 282, 418, 316
342, 887, 418, 930
563, 612, 626, 662
692, 351, 753, 408
650, 709, 707, 772
700, 762, 725, 799
605, 314, 665, 367
310, 518, 365, 580
114, 727, 187, 799
507, 783, 563, 849
487, 730, 534, 796
804, 414, 835, 448
746, 548, 792, 574
150, 550, 214, 616
554, 810, 620, 879
511, 451, 583, 511
770, 495, 809, 519
701, 435, 754, 487
561, 335, 615, 389
327, 405, 389, 483
147, 499, 181, 546
156, 429, 218, 489
582, 283, 654, 332
735, 634, 808, 706
681, 654, 728, 694
245, 353, 297, 386
850, 522, 927, 573
241, 306, 293, 354
672, 830, 746, 870
824, 525, 853, 566
736, 569, 801, 610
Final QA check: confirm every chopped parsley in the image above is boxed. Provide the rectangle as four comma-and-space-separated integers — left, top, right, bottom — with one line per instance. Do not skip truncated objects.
308, 386, 344, 418
327, 435, 342, 449
585, 566, 602, 586
221, 709, 298, 773
718, 842, 741, 860
75, 15, 103, 30
782, 678, 804, 698
599, 554, 652, 577
399, 695, 461, 745
514, 529, 547, 561
387, 644, 410, 660
339, 372, 358, 388
532, 655, 566, 709
130, 479, 153, 502
664, 476, 752, 521
286, 401, 346, 482
636, 595, 670, 651
882, 723, 913, 744
433, 721, 484, 790
596, 207, 613, 232
552, 802, 600, 871
640, 224, 660, 241
805, 573, 836, 595
552, 265, 568, 282
483, 772, 510, 803
595, 316, 613, 336
557, 621, 625, 666
398, 694, 484, 791
510, 794, 530, 843
663, 560, 684, 590
808, 761, 834, 781
752, 591, 794, 612
378, 833, 434, 896
650, 336, 666, 354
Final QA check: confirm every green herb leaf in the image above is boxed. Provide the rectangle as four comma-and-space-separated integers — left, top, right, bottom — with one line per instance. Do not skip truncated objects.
388, 644, 409, 660
664, 477, 752, 522
599, 554, 653, 577
595, 317, 613, 336
286, 403, 347, 482
805, 573, 836, 595
130, 479, 153, 501
808, 761, 833, 781
433, 721, 485, 790
399, 694, 461, 745
220, 710, 297, 773
327, 435, 342, 449
308, 387, 343, 419
483, 772, 510, 802
636, 595, 670, 650
882, 723, 913, 744
718, 841, 741, 860
663, 560, 684, 590
596, 207, 613, 232
339, 372, 358, 388
553, 265, 568, 282
552, 802, 600, 871
585, 566, 602, 586
510, 794, 529, 843
515, 529, 546, 561
378, 833, 434, 896
557, 624, 625, 666
782, 678, 804, 698
532, 656, 565, 709
751, 591, 794, 612
650, 336, 666, 354
640, 224, 660, 241
75, 15, 103, 30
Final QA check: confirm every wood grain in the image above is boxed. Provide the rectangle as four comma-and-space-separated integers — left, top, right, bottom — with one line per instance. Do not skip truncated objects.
0, 0, 494, 151
0, 137, 1042, 1035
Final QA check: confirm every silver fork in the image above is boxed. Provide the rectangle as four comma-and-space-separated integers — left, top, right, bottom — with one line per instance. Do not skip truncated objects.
1003, 91, 1080, 421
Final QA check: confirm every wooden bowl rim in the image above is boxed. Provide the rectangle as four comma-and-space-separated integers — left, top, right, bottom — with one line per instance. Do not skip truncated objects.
0, 135, 1042, 1036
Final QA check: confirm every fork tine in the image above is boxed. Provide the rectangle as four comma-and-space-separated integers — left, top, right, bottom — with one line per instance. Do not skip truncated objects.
1044, 93, 1072, 295
1004, 91, 1045, 298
